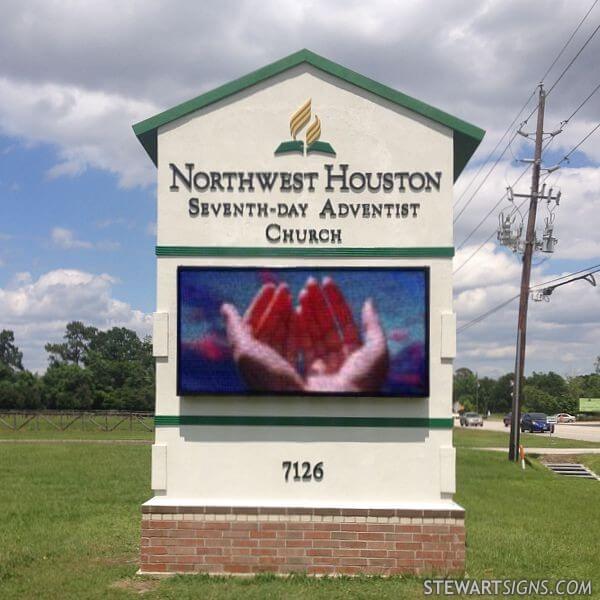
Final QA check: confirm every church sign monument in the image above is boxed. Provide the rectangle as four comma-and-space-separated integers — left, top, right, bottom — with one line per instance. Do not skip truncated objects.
133, 49, 484, 576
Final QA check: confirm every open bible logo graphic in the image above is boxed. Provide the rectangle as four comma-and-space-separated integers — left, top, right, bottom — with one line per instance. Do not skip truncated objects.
275, 99, 336, 156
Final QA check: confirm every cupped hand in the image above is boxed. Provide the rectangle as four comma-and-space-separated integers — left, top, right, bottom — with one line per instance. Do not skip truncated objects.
220, 277, 389, 393
220, 283, 303, 391
297, 277, 389, 393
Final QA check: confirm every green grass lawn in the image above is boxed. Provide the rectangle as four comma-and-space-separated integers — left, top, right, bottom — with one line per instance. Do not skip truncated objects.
1, 442, 599, 599
453, 426, 600, 449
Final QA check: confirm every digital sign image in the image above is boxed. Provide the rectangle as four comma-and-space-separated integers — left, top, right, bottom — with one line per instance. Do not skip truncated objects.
178, 267, 429, 397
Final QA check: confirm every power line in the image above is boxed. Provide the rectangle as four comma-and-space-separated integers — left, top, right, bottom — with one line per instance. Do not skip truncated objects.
453, 0, 599, 223
547, 21, 600, 94
453, 196, 530, 275
561, 121, 600, 162
453, 92, 536, 213
453, 110, 598, 273
540, 0, 599, 82
457, 294, 520, 334
455, 161, 533, 252
457, 264, 600, 334
563, 80, 600, 122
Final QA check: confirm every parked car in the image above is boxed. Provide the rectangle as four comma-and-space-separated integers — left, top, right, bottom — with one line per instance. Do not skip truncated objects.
503, 413, 512, 427
550, 413, 576, 423
521, 412, 555, 433
460, 412, 483, 427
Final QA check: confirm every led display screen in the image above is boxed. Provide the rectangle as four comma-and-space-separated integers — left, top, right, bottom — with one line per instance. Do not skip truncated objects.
178, 267, 429, 397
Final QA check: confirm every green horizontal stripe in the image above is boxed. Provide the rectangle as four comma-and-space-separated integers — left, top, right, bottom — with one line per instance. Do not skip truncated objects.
155, 415, 453, 429
155, 246, 454, 258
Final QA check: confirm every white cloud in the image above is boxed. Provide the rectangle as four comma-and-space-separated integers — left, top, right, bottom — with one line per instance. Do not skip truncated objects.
0, 1, 599, 188
51, 227, 92, 249
454, 242, 600, 376
51, 227, 120, 251
0, 0, 598, 377
0, 268, 151, 372
0, 77, 158, 188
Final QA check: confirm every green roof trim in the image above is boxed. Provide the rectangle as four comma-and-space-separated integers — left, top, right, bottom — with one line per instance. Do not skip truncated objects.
133, 49, 484, 181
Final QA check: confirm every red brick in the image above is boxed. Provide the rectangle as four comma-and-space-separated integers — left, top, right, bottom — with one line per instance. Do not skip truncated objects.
357, 532, 384, 541
250, 548, 277, 556
229, 522, 258, 531
388, 550, 416, 560
250, 529, 276, 539
312, 539, 341, 548
394, 525, 422, 533
285, 540, 312, 548
148, 521, 171, 529
302, 531, 330, 540
331, 531, 357, 540
307, 548, 333, 557
395, 542, 421, 551
366, 524, 393, 532
280, 530, 302, 539
166, 546, 196, 555
287, 522, 313, 530
367, 558, 395, 567
313, 523, 340, 531
258, 538, 285, 548
423, 524, 450, 533
339, 540, 366, 549
414, 533, 439, 542
360, 550, 387, 558
223, 530, 251, 539
260, 522, 286, 530
363, 541, 396, 551
339, 557, 368, 567
339, 524, 365, 532
416, 550, 443, 559
231, 539, 258, 547
227, 564, 253, 573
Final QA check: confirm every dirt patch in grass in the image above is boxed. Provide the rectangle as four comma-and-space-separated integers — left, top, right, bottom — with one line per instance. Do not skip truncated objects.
111, 577, 162, 595
538, 454, 583, 464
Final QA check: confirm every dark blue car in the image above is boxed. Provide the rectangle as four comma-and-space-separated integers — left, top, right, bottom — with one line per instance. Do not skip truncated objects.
520, 412, 555, 433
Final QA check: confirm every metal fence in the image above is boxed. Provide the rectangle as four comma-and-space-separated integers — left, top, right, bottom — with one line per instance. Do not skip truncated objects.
0, 410, 154, 432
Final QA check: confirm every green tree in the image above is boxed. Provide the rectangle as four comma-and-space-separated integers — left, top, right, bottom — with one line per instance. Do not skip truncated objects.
42, 363, 94, 410
523, 385, 560, 414
86, 327, 154, 410
526, 371, 575, 413
490, 373, 514, 413
45, 321, 98, 366
0, 330, 24, 372
453, 368, 477, 406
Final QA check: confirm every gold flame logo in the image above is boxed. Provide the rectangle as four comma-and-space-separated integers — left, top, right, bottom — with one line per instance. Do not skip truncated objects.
275, 99, 335, 156
306, 115, 321, 146
290, 98, 311, 140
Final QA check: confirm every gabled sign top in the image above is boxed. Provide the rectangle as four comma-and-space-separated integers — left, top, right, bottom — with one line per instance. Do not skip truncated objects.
133, 49, 484, 181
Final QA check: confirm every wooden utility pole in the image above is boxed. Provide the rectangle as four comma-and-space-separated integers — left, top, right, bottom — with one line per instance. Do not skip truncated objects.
509, 84, 546, 462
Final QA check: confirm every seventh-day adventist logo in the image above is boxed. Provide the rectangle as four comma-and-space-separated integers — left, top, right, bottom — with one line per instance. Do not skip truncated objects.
275, 99, 336, 156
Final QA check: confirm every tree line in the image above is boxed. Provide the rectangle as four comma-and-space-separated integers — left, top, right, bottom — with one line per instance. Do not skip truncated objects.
453, 366, 600, 415
1, 324, 598, 414
0, 323, 154, 411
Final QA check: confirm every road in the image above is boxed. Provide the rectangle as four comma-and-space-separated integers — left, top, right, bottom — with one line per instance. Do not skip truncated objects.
470, 419, 600, 443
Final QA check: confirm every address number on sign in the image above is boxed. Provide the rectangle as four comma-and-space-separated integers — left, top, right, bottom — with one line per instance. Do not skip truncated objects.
282, 461, 324, 482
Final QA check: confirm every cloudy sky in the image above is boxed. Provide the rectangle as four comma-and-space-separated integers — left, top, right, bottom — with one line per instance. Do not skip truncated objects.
1, 0, 599, 375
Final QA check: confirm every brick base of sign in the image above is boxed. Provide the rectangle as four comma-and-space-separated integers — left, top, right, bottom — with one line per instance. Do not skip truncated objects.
140, 506, 465, 576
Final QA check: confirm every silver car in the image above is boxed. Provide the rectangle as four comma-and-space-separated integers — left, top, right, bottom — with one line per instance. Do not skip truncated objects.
460, 412, 483, 427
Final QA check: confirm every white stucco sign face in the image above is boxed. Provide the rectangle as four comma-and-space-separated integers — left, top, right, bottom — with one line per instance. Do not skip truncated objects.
134, 50, 483, 511
157, 79, 454, 250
